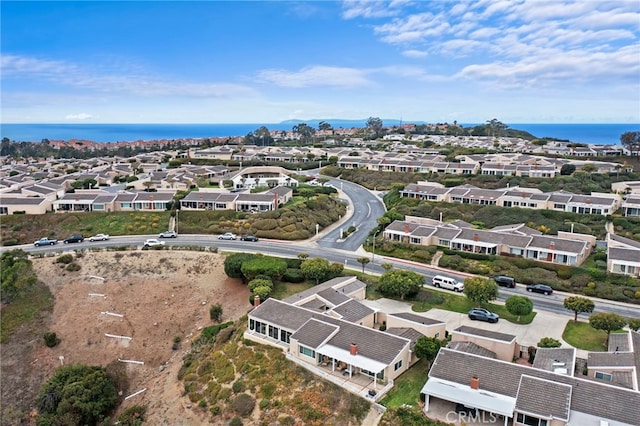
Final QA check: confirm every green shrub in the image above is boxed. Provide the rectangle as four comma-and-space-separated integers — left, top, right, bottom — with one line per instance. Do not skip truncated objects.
56, 254, 74, 264
232, 380, 246, 393
259, 399, 269, 410
233, 393, 255, 417
117, 405, 147, 426
282, 268, 305, 283
44, 331, 60, 348
65, 263, 81, 272
229, 417, 243, 426
209, 304, 223, 322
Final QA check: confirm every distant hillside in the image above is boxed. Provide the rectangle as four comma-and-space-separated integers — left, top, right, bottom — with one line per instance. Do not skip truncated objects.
278, 118, 426, 128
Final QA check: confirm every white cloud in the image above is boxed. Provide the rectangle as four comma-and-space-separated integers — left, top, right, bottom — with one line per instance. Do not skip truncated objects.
342, 0, 400, 19
65, 113, 94, 120
1, 54, 257, 98
402, 49, 428, 58
257, 66, 373, 88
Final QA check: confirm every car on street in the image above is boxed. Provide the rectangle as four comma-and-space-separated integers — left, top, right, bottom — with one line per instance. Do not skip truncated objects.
143, 238, 165, 248
88, 233, 110, 242
494, 275, 516, 288
34, 237, 58, 246
218, 232, 237, 240
159, 230, 178, 238
527, 284, 553, 295
431, 275, 464, 292
468, 307, 499, 323
240, 235, 259, 242
63, 234, 84, 244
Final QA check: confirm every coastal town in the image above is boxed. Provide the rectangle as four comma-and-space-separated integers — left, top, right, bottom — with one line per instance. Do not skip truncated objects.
1, 122, 640, 426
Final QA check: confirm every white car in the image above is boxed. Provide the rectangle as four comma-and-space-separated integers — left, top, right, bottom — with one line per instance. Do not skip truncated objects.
218, 232, 237, 240
88, 233, 110, 242
159, 230, 177, 238
144, 238, 165, 248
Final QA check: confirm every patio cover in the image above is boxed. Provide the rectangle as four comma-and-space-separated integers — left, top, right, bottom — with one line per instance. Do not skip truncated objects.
319, 344, 387, 373
421, 378, 516, 417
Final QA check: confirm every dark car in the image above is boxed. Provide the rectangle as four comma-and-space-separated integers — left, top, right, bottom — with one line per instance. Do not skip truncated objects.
240, 235, 259, 242
527, 284, 553, 295
63, 234, 84, 244
494, 275, 516, 288
468, 307, 499, 323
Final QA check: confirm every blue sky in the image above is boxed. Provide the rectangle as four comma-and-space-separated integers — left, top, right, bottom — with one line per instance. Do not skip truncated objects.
2, 0, 639, 124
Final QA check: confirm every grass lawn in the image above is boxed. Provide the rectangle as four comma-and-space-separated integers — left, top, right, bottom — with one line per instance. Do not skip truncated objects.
562, 320, 610, 351
270, 281, 315, 300
411, 288, 536, 325
0, 281, 54, 343
379, 358, 428, 408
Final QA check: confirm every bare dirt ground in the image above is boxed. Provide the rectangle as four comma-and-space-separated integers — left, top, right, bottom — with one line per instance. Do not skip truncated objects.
1, 249, 251, 425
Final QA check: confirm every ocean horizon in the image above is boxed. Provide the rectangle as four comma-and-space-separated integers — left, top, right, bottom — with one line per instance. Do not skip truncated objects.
1, 122, 639, 145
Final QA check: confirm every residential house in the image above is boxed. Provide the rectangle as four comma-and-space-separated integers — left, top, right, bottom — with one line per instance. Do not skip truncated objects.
245, 277, 441, 400
606, 234, 640, 277
422, 337, 640, 426
384, 217, 593, 266
450, 326, 517, 362
621, 196, 640, 217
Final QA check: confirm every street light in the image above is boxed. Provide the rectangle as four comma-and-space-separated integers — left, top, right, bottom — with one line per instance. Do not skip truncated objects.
175, 210, 179, 234
371, 229, 380, 262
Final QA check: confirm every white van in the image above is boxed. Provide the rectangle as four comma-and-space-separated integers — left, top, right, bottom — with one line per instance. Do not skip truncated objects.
432, 275, 464, 292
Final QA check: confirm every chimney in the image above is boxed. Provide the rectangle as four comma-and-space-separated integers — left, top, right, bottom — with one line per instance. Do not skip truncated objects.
350, 342, 358, 356
471, 376, 479, 390
549, 241, 555, 250
473, 233, 479, 242
404, 224, 410, 234
253, 295, 260, 308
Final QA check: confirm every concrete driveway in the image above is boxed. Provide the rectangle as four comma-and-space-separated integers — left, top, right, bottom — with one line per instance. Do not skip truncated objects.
362, 298, 589, 358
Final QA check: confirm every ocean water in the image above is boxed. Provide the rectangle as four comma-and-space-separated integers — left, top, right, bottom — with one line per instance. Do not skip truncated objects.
1, 122, 638, 145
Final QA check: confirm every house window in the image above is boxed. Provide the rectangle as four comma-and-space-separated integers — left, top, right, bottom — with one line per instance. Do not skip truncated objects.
434, 332, 440, 339
516, 413, 548, 426
249, 319, 254, 330
280, 330, 291, 344
595, 371, 612, 381
121, 202, 132, 209
299, 346, 315, 359
438, 239, 449, 247
361, 368, 384, 380
268, 325, 279, 339
394, 360, 403, 371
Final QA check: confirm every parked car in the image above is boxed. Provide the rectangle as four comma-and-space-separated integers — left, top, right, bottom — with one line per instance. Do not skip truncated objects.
143, 238, 165, 248
527, 284, 553, 295
240, 235, 259, 242
468, 307, 499, 323
88, 233, 110, 242
34, 237, 58, 246
218, 232, 237, 240
63, 234, 84, 244
159, 230, 178, 238
494, 275, 516, 288
431, 275, 464, 292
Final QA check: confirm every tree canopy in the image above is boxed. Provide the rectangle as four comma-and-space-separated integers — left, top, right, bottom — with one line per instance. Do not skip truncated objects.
37, 364, 118, 425
505, 295, 533, 321
563, 296, 595, 322
620, 131, 640, 155
589, 313, 627, 345
414, 337, 444, 366
300, 257, 333, 285
463, 277, 498, 304
366, 117, 384, 140
377, 269, 424, 300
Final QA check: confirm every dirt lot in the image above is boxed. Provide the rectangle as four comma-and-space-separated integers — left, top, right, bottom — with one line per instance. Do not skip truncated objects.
1, 249, 251, 425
